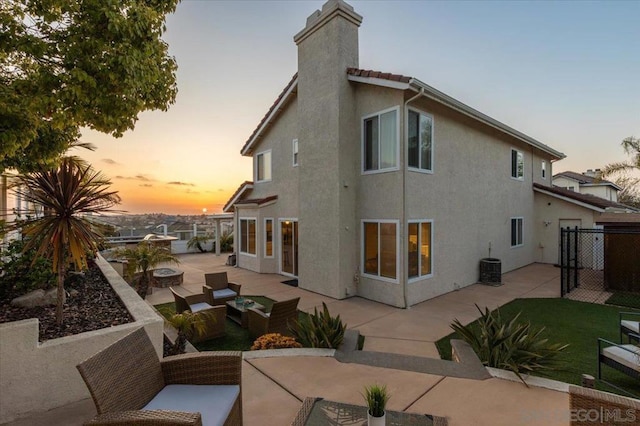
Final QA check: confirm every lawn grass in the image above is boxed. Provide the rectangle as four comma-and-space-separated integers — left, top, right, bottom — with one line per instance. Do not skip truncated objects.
156, 296, 308, 352
435, 298, 640, 397
605, 292, 640, 310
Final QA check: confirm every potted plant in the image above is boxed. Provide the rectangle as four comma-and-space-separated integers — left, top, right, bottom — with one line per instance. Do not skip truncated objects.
363, 384, 389, 426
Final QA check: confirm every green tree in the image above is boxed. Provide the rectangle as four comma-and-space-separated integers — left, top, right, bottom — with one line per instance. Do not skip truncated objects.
11, 157, 120, 325
0, 0, 179, 172
602, 136, 640, 209
115, 242, 179, 299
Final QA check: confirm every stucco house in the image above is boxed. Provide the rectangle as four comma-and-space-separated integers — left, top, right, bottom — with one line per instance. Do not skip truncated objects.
224, 0, 576, 307
552, 170, 621, 202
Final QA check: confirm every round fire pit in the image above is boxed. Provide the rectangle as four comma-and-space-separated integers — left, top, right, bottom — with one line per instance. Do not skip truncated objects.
152, 268, 184, 288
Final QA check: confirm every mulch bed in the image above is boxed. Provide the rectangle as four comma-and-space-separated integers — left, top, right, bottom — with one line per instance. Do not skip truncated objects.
0, 265, 134, 342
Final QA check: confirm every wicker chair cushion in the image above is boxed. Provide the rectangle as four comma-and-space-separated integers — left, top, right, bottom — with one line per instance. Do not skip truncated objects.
602, 344, 640, 372
213, 289, 237, 299
621, 320, 639, 333
143, 384, 240, 426
190, 302, 213, 313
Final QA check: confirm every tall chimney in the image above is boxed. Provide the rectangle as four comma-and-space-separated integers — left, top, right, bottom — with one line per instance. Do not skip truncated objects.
294, 0, 362, 299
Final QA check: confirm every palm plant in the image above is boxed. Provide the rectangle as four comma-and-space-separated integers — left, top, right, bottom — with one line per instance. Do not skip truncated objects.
602, 136, 640, 177
186, 234, 211, 253
165, 310, 209, 355
115, 242, 179, 299
11, 157, 120, 325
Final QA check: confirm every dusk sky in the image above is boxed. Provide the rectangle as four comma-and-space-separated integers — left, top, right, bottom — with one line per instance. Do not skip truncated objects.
78, 0, 640, 215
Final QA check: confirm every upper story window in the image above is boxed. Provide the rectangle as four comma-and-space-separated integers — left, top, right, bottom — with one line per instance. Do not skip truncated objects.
240, 218, 257, 255
408, 109, 433, 172
541, 160, 547, 179
362, 220, 398, 281
511, 217, 523, 248
363, 107, 398, 173
511, 149, 524, 180
256, 150, 272, 182
292, 139, 298, 167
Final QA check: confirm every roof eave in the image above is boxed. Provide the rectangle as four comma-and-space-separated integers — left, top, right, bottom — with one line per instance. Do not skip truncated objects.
241, 79, 298, 157
407, 78, 566, 160
533, 186, 605, 212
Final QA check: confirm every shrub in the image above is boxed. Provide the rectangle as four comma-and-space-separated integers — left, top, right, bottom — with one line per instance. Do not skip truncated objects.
290, 302, 346, 349
451, 305, 568, 385
0, 238, 56, 300
250, 333, 302, 350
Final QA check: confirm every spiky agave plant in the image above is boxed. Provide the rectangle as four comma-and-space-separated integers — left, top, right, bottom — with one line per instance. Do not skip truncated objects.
290, 302, 346, 349
12, 157, 120, 325
451, 305, 568, 385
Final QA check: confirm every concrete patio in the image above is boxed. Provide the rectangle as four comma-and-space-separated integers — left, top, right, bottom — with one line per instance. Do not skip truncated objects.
6, 254, 572, 426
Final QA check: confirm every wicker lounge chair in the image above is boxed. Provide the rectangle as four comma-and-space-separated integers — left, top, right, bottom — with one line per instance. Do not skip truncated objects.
597, 335, 640, 397
620, 311, 640, 343
203, 272, 242, 306
248, 297, 300, 339
569, 385, 639, 425
77, 327, 242, 426
170, 286, 226, 343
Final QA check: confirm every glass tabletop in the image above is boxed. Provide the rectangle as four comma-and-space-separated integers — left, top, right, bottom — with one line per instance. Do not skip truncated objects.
294, 398, 447, 426
225, 299, 264, 313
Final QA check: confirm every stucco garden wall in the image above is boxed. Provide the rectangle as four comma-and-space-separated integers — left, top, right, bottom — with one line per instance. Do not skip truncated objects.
0, 254, 163, 424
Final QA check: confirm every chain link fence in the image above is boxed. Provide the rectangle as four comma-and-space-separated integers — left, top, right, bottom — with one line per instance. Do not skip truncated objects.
560, 227, 640, 308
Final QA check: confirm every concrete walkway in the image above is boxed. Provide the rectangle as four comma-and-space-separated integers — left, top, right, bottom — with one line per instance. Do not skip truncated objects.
7, 255, 570, 426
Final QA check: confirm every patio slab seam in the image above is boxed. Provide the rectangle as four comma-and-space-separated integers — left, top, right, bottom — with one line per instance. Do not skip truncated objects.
245, 358, 303, 404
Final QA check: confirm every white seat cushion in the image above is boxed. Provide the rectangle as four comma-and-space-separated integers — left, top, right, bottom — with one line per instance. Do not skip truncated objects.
213, 288, 237, 299
621, 320, 639, 334
602, 344, 640, 372
189, 302, 213, 313
143, 384, 239, 426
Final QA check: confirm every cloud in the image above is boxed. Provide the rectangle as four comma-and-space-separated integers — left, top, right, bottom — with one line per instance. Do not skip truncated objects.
114, 174, 156, 182
218, 188, 224, 192
102, 158, 119, 165
167, 181, 195, 187
139, 184, 153, 187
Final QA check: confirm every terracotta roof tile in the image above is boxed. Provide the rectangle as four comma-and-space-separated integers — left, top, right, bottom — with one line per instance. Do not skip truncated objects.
534, 183, 636, 211
223, 181, 253, 212
553, 171, 616, 186
235, 195, 278, 206
347, 67, 411, 83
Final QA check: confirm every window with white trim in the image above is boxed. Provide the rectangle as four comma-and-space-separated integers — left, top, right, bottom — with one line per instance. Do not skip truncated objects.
240, 218, 256, 255
264, 218, 273, 257
363, 108, 398, 172
408, 109, 433, 171
292, 139, 298, 167
541, 160, 546, 179
363, 221, 397, 280
256, 150, 272, 182
511, 217, 523, 247
511, 149, 524, 180
408, 221, 433, 279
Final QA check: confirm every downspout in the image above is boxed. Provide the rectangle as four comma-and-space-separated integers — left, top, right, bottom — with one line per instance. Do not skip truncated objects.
402, 88, 425, 309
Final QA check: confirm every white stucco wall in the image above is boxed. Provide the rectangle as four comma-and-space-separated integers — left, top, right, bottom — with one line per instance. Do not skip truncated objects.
533, 192, 597, 264
0, 255, 163, 423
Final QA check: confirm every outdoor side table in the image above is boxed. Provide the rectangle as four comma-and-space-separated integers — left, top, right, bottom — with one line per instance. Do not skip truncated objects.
225, 299, 265, 328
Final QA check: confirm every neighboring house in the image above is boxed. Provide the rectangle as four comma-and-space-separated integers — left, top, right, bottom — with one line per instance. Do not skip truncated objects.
224, 0, 570, 307
552, 170, 620, 202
